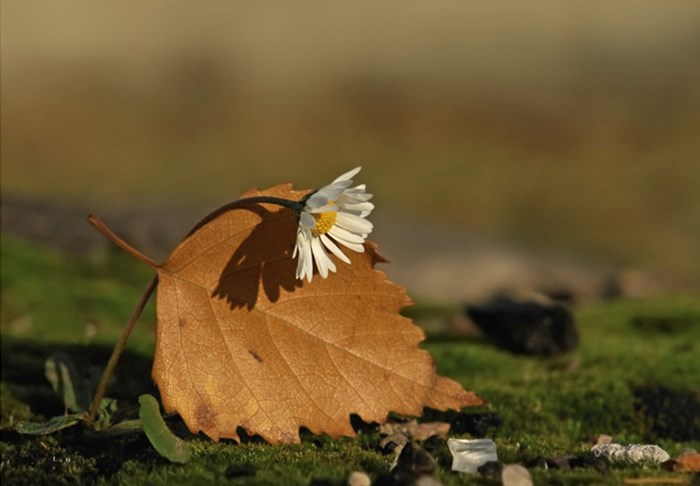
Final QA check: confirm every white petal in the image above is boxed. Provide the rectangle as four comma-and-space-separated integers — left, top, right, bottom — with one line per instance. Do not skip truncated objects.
343, 185, 372, 199
327, 225, 366, 244
332, 166, 361, 184
344, 195, 372, 204
294, 166, 371, 282
339, 201, 374, 215
311, 236, 335, 278
320, 233, 351, 264
306, 193, 329, 209
292, 233, 300, 258
309, 203, 338, 214
329, 234, 365, 253
313, 183, 348, 203
295, 230, 314, 282
346, 184, 366, 193
335, 212, 373, 234
300, 212, 316, 230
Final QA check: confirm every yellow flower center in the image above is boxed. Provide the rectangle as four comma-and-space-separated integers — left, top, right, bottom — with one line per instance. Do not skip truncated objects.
312, 210, 337, 236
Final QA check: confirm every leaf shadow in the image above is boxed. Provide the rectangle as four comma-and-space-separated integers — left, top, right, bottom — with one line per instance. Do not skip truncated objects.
212, 205, 302, 310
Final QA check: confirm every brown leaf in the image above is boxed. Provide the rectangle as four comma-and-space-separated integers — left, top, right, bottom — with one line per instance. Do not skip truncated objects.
414, 422, 452, 441
378, 419, 451, 440
673, 453, 700, 472
152, 183, 482, 444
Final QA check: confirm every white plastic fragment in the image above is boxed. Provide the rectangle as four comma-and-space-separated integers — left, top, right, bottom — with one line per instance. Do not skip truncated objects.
447, 438, 498, 473
591, 443, 670, 464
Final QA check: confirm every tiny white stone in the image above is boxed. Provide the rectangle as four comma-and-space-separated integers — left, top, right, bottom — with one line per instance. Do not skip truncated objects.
591, 443, 670, 464
501, 464, 533, 486
447, 438, 498, 474
347, 471, 371, 486
414, 475, 443, 486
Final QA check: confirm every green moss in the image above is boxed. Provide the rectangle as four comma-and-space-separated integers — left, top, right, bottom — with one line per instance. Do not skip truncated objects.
1, 237, 698, 484
1, 237, 156, 354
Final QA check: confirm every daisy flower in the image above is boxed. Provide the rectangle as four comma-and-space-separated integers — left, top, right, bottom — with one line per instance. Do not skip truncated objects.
293, 167, 374, 282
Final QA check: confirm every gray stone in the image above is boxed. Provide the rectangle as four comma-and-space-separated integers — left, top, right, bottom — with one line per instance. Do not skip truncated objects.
591, 443, 670, 464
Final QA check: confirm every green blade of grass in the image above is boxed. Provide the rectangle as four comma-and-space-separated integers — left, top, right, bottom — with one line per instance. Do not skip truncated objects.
138, 394, 192, 464
14, 414, 83, 435
45, 351, 93, 413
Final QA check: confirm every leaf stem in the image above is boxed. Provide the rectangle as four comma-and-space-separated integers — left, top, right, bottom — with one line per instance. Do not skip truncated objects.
87, 214, 158, 268
86, 275, 158, 425
184, 195, 307, 238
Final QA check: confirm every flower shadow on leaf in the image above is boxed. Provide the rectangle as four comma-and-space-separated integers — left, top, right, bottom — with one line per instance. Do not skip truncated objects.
211, 204, 302, 310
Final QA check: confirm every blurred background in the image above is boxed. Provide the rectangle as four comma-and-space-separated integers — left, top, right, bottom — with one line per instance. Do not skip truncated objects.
3, 0, 700, 301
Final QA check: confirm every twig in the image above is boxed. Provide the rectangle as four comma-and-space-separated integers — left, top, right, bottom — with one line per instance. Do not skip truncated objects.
85, 214, 160, 425
87, 214, 158, 268
624, 478, 689, 485
86, 275, 158, 425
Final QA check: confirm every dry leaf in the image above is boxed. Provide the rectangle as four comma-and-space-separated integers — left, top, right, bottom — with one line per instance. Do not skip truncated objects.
413, 422, 452, 441
152, 183, 482, 443
378, 419, 451, 440
673, 453, 700, 472
379, 419, 420, 437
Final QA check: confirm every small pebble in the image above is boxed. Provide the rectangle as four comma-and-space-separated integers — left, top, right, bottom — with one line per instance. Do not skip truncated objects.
422, 434, 444, 452
501, 464, 533, 486
466, 296, 578, 356
380, 433, 409, 455
414, 475, 443, 486
477, 460, 502, 480
595, 434, 613, 445
547, 454, 577, 470
347, 471, 371, 486
591, 443, 670, 464
394, 442, 437, 475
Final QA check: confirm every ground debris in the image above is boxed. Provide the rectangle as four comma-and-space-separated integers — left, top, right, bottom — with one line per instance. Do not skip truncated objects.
466, 295, 578, 355
447, 438, 497, 473
592, 443, 670, 465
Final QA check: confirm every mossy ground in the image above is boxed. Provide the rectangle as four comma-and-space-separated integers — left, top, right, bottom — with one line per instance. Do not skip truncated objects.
1, 237, 699, 485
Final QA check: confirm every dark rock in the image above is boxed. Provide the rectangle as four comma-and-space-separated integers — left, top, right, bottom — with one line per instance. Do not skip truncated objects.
351, 414, 379, 434
527, 453, 609, 474
477, 460, 503, 480
421, 434, 444, 452
466, 296, 578, 355
525, 456, 549, 469
453, 412, 502, 437
422, 410, 502, 437
525, 452, 610, 474
545, 454, 577, 470
380, 433, 409, 455
394, 442, 437, 475
576, 453, 610, 475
